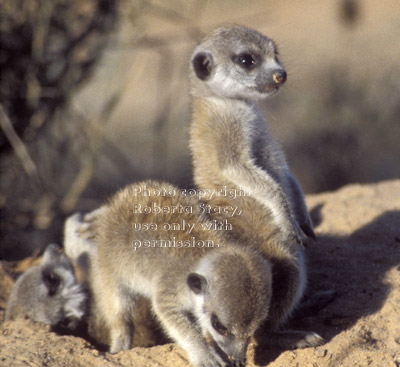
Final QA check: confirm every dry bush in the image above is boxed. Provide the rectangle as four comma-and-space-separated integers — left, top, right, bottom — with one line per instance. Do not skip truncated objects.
0, 0, 207, 259
0, 0, 119, 259
0, 0, 118, 151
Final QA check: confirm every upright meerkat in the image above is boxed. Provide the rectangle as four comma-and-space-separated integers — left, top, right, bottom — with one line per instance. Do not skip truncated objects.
90, 180, 273, 367
5, 243, 86, 329
189, 25, 321, 348
190, 24, 315, 245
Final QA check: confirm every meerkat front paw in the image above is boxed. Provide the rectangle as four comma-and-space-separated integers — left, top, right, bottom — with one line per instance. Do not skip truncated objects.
293, 331, 324, 349
258, 329, 324, 351
64, 212, 97, 262
109, 330, 133, 354
298, 215, 316, 241
293, 222, 308, 247
277, 219, 308, 248
78, 207, 105, 240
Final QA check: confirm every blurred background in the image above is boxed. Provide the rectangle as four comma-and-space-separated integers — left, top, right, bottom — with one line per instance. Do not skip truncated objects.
1, 0, 399, 259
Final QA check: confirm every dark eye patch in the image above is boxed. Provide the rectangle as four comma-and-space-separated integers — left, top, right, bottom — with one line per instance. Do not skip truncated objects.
211, 313, 229, 336
42, 269, 61, 296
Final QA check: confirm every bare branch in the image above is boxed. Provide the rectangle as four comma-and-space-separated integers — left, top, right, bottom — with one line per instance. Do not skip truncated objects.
0, 104, 41, 191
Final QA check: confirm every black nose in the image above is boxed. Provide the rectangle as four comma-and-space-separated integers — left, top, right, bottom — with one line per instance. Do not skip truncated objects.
272, 70, 287, 85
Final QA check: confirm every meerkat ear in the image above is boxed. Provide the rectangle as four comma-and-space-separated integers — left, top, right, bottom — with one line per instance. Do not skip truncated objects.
192, 52, 214, 81
42, 243, 61, 264
187, 273, 208, 295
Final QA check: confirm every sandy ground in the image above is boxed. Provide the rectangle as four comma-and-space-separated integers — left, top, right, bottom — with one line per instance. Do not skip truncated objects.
1, 179, 400, 367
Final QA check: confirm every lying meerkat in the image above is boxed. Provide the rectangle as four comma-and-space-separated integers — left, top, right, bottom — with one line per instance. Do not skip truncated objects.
189, 25, 322, 349
5, 243, 86, 329
89, 180, 273, 367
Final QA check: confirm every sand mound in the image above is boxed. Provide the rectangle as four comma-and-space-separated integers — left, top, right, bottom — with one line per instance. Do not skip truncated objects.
1, 180, 400, 367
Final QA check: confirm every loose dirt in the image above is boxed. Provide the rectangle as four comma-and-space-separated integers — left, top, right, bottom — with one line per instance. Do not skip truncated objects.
1, 179, 400, 367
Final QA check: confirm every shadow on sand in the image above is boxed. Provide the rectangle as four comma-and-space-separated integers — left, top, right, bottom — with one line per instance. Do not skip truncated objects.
254, 208, 400, 365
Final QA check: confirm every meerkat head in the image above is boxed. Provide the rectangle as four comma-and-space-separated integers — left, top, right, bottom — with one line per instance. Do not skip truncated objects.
41, 244, 76, 297
39, 244, 86, 328
190, 25, 286, 100
187, 247, 272, 366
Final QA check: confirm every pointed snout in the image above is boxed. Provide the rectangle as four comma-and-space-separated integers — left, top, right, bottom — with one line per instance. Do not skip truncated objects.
272, 69, 287, 85
224, 338, 249, 367
227, 354, 245, 367
255, 65, 287, 95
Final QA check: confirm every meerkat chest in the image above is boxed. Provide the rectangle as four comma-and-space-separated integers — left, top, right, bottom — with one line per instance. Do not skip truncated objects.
191, 97, 258, 158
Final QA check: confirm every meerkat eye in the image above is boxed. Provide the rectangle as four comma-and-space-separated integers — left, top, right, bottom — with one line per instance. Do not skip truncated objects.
42, 270, 61, 296
235, 53, 257, 70
211, 314, 228, 336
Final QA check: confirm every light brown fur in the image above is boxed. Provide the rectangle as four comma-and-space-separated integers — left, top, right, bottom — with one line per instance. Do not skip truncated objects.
89, 180, 273, 367
63, 211, 167, 348
189, 25, 321, 349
